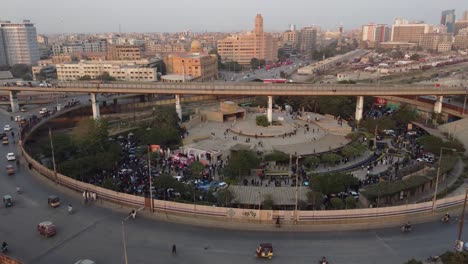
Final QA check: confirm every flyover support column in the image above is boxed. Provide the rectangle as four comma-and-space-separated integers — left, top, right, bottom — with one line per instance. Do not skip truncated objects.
434, 96, 443, 114
9, 91, 19, 113
175, 94, 182, 121
355, 96, 364, 122
267, 96, 273, 123
90, 93, 100, 120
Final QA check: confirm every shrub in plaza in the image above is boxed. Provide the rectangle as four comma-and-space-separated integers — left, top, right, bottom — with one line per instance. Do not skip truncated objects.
344, 196, 357, 209
417, 135, 465, 154
440, 250, 468, 263
306, 191, 324, 210
309, 173, 360, 195
303, 156, 320, 169
223, 150, 260, 180
256, 115, 269, 127
215, 188, 236, 207
320, 153, 342, 166
264, 151, 290, 163
403, 259, 423, 264
330, 198, 344, 210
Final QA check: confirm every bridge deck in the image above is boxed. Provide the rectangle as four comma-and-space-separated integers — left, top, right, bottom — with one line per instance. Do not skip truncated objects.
1, 82, 466, 96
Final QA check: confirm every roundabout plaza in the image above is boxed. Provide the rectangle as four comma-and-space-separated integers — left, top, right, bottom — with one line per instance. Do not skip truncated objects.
0, 96, 467, 264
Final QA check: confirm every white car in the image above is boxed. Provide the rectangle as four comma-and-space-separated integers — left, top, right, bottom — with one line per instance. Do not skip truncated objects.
74, 260, 96, 264
407, 131, 417, 136
6, 153, 15, 161
3, 125, 11, 131
39, 108, 48, 115
383, 129, 395, 135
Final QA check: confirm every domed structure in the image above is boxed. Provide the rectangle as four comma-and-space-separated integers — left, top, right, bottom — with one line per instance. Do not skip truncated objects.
190, 40, 202, 53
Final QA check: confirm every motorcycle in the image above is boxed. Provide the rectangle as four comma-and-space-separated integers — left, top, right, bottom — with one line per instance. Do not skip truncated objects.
401, 225, 412, 233
1, 242, 8, 253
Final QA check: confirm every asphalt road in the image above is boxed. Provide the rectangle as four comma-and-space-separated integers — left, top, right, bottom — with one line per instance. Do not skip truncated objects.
0, 108, 467, 264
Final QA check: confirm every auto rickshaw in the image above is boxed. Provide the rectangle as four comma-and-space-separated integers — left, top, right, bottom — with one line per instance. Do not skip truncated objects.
37, 221, 57, 237
2, 136, 8, 145
6, 164, 15, 175
47, 195, 60, 208
256, 243, 273, 259
3, 195, 12, 207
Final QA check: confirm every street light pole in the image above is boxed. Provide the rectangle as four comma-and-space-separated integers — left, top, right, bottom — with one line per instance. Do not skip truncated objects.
462, 87, 467, 116
147, 145, 154, 213
458, 188, 468, 243
121, 220, 129, 264
294, 155, 300, 223
432, 147, 457, 212
49, 127, 58, 184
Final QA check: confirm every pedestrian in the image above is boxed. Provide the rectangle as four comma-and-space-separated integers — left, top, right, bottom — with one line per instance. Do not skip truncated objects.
172, 244, 177, 255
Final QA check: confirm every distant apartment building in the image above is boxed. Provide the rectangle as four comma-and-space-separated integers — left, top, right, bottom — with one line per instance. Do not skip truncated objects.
298, 27, 317, 54
362, 23, 391, 42
0, 20, 40, 66
454, 20, 468, 35
145, 43, 186, 54
419, 33, 453, 51
454, 29, 468, 49
56, 60, 157, 82
106, 44, 143, 60
37, 34, 48, 46
282, 30, 298, 47
441, 9, 456, 33
217, 14, 278, 65
463, 10, 468, 21
51, 54, 73, 64
52, 39, 107, 56
163, 40, 217, 81
391, 23, 431, 43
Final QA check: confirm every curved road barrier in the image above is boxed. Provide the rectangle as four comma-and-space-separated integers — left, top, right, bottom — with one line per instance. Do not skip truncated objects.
19, 101, 468, 231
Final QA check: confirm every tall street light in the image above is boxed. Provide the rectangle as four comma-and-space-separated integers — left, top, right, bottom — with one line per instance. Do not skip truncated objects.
432, 147, 457, 212
121, 215, 131, 264
457, 186, 468, 247
49, 127, 58, 184
147, 145, 154, 213
294, 155, 300, 223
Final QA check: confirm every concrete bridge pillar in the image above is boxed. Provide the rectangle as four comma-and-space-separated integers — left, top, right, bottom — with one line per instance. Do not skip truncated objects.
90, 93, 100, 120
267, 96, 273, 123
9, 91, 19, 113
175, 94, 182, 121
355, 96, 364, 122
434, 96, 443, 114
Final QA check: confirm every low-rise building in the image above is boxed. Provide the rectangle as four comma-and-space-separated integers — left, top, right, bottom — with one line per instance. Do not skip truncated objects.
56, 60, 157, 82
106, 44, 143, 60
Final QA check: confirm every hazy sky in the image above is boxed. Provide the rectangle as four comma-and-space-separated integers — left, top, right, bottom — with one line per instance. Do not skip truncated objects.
1, 0, 466, 33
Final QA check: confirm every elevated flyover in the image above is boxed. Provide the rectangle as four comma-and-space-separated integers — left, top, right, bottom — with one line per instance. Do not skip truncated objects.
1, 81, 466, 121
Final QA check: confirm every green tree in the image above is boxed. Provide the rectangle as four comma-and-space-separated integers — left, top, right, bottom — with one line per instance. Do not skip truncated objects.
96, 71, 116, 82
360, 116, 396, 133
215, 188, 235, 207
277, 47, 289, 61
392, 103, 417, 125
72, 119, 110, 156
320, 153, 342, 166
154, 175, 185, 194
224, 61, 243, 72
303, 156, 320, 169
306, 191, 324, 210
263, 151, 289, 163
10, 64, 31, 78
223, 150, 260, 180
310, 173, 359, 195
256, 115, 269, 127
78, 75, 92, 81
250, 58, 260, 69
409, 53, 421, 61
403, 259, 423, 264
189, 161, 205, 179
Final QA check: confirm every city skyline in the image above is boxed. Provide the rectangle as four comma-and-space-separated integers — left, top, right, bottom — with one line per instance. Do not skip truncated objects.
1, 0, 467, 33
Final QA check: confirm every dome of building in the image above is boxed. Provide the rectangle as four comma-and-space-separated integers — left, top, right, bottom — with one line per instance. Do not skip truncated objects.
190, 40, 202, 53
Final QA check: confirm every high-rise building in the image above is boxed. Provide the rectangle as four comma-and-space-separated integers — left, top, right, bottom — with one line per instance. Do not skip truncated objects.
441, 9, 456, 33
463, 10, 468, 21
391, 23, 431, 43
419, 33, 453, 51
0, 30, 7, 67
454, 28, 468, 49
362, 23, 391, 42
455, 20, 468, 35
217, 14, 277, 65
0, 20, 40, 66
298, 26, 317, 54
